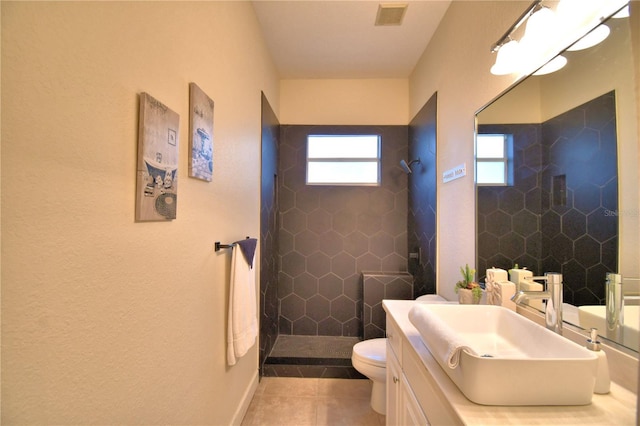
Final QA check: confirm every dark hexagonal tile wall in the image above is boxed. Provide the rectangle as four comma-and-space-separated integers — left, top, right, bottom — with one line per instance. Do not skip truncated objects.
307, 252, 331, 278
260, 94, 280, 375
408, 93, 438, 298
318, 273, 343, 300
513, 210, 538, 237
477, 92, 618, 304
306, 294, 330, 322
343, 231, 369, 257
562, 209, 587, 240
294, 272, 318, 299
278, 125, 410, 337
362, 272, 414, 340
295, 229, 319, 256
281, 293, 305, 321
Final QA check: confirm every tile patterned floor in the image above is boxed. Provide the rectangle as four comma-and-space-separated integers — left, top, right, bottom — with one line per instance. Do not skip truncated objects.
241, 377, 385, 426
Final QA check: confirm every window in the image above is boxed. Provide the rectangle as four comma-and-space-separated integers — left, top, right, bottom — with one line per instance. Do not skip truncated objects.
306, 135, 381, 185
476, 133, 513, 186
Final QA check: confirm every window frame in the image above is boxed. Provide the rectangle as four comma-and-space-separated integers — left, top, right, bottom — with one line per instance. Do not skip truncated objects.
476, 133, 513, 186
306, 134, 382, 186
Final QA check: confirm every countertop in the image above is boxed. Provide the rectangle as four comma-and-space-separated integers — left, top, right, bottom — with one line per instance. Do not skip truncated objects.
383, 299, 637, 425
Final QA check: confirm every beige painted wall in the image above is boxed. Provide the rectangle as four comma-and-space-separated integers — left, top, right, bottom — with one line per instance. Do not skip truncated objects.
429, 2, 640, 298
409, 1, 529, 301
280, 78, 409, 125
1, 1, 278, 424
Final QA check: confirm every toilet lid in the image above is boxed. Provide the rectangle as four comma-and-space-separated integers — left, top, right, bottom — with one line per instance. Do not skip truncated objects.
352, 338, 386, 367
416, 294, 454, 303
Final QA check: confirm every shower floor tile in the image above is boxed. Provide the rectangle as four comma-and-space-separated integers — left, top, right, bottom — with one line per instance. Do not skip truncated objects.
263, 335, 364, 379
269, 335, 361, 359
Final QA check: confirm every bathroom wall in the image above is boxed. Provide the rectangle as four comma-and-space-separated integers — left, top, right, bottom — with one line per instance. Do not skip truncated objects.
278, 125, 408, 337
1, 2, 278, 424
477, 92, 618, 305
4, 1, 636, 422
280, 79, 409, 125
409, 1, 541, 300
408, 92, 438, 297
260, 93, 280, 375
410, 1, 639, 305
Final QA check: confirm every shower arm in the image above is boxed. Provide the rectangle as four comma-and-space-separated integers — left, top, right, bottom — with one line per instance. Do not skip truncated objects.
400, 158, 421, 174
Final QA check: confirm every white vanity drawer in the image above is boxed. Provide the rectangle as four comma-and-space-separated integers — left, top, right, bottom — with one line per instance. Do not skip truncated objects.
386, 314, 402, 359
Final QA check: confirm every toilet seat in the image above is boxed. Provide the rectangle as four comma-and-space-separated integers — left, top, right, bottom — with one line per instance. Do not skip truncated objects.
352, 338, 386, 368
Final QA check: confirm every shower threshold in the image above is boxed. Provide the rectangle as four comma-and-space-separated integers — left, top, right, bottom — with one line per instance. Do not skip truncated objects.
263, 335, 365, 379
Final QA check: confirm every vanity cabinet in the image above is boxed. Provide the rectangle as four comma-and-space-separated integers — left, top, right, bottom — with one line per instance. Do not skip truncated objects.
386, 314, 457, 426
385, 340, 401, 424
386, 324, 428, 425
383, 300, 637, 425
400, 370, 429, 425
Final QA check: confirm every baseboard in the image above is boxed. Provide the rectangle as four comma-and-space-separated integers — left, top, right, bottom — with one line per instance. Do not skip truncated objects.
231, 369, 259, 425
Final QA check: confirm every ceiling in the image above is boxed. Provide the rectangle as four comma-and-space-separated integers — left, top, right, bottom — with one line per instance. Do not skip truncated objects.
251, 1, 452, 79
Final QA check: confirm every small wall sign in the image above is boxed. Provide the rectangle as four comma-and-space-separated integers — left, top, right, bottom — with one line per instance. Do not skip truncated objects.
443, 163, 466, 183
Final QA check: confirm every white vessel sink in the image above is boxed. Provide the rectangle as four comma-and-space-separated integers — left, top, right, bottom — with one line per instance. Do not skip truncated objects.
409, 304, 598, 405
578, 305, 639, 349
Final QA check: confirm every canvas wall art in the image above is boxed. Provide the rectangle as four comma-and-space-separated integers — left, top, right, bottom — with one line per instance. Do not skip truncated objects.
188, 83, 214, 181
135, 92, 180, 221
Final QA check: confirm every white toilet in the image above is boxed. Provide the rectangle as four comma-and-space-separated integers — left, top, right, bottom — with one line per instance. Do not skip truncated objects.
351, 337, 387, 414
351, 294, 453, 414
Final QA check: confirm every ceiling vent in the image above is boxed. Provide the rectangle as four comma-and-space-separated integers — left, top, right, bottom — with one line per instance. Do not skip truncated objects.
375, 3, 408, 26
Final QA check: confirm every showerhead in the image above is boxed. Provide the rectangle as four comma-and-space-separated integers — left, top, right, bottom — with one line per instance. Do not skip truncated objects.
400, 158, 421, 174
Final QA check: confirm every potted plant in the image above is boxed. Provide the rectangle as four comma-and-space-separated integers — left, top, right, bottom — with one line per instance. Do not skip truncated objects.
455, 264, 482, 304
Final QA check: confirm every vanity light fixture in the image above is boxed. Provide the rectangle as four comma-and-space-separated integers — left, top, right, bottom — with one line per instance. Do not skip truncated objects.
532, 55, 567, 76
518, 5, 561, 74
490, 0, 541, 55
566, 24, 610, 51
490, 39, 520, 75
490, 0, 630, 76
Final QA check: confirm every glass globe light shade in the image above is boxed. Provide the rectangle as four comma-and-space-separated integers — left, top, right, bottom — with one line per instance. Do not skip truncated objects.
567, 25, 610, 51
490, 40, 520, 75
533, 55, 568, 76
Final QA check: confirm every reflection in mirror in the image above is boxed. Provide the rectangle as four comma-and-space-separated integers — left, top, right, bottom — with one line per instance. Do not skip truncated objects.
475, 9, 639, 351
478, 91, 618, 305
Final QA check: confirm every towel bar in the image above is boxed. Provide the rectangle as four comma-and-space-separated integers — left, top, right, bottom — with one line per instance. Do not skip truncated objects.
214, 236, 251, 252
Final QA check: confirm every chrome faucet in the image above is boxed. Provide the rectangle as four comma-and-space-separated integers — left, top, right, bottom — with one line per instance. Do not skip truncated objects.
512, 272, 563, 334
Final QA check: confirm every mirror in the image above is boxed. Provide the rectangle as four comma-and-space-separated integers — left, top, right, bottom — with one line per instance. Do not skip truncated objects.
475, 9, 639, 351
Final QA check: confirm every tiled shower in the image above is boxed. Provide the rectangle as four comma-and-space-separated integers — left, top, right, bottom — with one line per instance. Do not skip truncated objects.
259, 93, 438, 377
276, 125, 410, 338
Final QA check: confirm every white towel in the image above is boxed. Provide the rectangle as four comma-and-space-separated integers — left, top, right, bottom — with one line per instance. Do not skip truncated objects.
485, 269, 503, 306
486, 267, 508, 283
227, 240, 258, 366
497, 281, 517, 311
408, 304, 477, 369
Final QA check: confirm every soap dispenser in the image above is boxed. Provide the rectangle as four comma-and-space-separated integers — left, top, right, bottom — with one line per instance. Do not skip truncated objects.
586, 328, 610, 394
